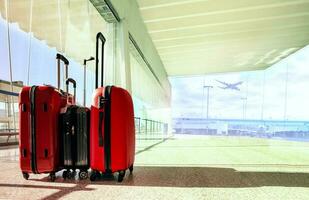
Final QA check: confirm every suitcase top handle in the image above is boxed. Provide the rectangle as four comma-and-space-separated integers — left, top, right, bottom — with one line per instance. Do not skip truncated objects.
84, 57, 95, 65
56, 53, 70, 90
95, 32, 106, 89
56, 53, 69, 65
66, 78, 76, 103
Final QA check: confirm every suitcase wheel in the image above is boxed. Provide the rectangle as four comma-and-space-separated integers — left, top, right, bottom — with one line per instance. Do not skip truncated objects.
79, 170, 88, 180
49, 172, 56, 182
90, 171, 99, 182
70, 170, 76, 179
62, 170, 69, 179
22, 172, 29, 180
129, 165, 134, 174
63, 170, 76, 179
117, 170, 126, 182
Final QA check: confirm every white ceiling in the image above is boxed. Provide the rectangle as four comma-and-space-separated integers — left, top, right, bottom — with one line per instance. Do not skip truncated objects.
137, 0, 309, 76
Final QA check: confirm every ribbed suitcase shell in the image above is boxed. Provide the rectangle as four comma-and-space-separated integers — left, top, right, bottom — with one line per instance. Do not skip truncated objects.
60, 106, 90, 170
90, 86, 135, 174
19, 86, 67, 174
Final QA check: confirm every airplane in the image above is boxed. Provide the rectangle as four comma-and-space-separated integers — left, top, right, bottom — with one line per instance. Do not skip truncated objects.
216, 80, 243, 91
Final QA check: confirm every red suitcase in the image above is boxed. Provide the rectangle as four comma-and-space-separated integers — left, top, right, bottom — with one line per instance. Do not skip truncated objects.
89, 32, 135, 182
19, 54, 71, 181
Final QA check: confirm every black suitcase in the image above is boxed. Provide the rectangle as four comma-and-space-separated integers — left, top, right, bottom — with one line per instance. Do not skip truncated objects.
60, 78, 90, 179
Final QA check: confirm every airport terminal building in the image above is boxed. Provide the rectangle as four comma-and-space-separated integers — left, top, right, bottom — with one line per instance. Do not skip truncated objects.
1, 0, 309, 199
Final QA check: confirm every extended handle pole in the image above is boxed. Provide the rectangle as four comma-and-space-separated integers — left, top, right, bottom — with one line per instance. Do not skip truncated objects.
56, 53, 69, 90
83, 63, 86, 106
83, 57, 94, 106
66, 78, 76, 103
95, 32, 106, 89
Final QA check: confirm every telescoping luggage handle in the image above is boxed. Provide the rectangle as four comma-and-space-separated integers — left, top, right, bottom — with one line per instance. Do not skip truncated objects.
65, 78, 76, 104
95, 32, 106, 147
95, 32, 106, 89
83, 57, 95, 106
56, 53, 69, 90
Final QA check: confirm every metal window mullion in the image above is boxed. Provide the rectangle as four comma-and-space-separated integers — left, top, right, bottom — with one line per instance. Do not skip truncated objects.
5, 0, 17, 133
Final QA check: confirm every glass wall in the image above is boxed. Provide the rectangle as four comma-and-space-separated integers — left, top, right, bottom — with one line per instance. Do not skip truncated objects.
171, 45, 309, 141
0, 0, 112, 138
130, 43, 171, 139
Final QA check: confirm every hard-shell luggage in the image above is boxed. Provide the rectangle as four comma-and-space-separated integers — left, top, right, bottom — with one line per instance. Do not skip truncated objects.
19, 53, 71, 181
89, 32, 135, 182
60, 78, 90, 180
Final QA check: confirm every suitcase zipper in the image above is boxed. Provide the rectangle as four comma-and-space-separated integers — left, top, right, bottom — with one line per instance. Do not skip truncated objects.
98, 103, 105, 147
103, 86, 112, 173
30, 86, 38, 174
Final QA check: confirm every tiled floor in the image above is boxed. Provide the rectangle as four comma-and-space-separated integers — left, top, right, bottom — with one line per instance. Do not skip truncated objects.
1, 135, 309, 200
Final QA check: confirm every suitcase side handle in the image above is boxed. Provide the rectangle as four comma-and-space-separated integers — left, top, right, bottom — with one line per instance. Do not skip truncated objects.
56, 53, 70, 90
66, 78, 76, 103
98, 111, 104, 147
95, 32, 106, 89
98, 96, 107, 147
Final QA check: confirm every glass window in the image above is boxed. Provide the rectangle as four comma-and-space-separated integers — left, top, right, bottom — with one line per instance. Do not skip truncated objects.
286, 46, 309, 120
130, 51, 170, 123
263, 61, 288, 120
172, 45, 309, 144
245, 71, 264, 120
28, 38, 58, 86
0, 11, 10, 82
9, 22, 30, 85
7, 0, 31, 87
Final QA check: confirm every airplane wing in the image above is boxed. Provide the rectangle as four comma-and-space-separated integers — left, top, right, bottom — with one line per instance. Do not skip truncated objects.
234, 87, 241, 91
218, 86, 228, 89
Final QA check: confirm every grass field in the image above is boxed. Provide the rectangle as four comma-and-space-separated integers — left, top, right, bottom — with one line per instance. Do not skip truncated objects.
135, 134, 309, 173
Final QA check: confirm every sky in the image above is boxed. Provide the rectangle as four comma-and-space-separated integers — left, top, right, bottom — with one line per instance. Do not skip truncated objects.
170, 45, 309, 121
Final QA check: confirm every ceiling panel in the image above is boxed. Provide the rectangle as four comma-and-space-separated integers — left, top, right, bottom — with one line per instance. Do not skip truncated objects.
137, 0, 309, 76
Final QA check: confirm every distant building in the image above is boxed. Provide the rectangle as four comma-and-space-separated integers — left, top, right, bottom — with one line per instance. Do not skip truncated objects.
173, 118, 309, 141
